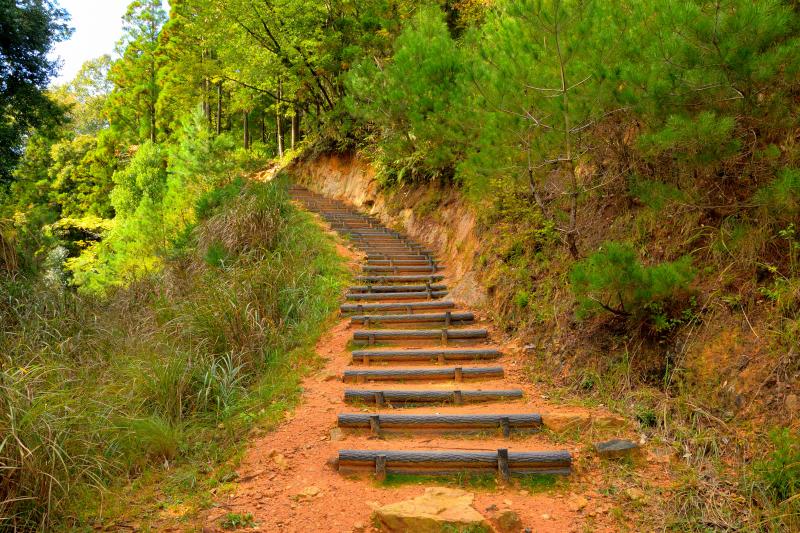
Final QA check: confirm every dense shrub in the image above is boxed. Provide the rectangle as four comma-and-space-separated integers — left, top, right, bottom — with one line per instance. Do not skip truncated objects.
0, 179, 346, 529
569, 242, 696, 328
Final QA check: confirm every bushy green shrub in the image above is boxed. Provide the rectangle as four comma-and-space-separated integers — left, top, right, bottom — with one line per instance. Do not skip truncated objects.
0, 180, 347, 529
749, 428, 800, 529
569, 242, 696, 326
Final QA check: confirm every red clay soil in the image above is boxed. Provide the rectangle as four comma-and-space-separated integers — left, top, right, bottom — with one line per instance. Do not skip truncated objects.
198, 211, 667, 533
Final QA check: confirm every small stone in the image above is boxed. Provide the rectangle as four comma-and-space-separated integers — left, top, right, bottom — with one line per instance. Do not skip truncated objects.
594, 439, 640, 459
625, 487, 646, 502
322, 372, 339, 382
541, 513, 550, 520
202, 527, 215, 533
567, 494, 589, 512
352, 522, 366, 533
273, 453, 289, 470
503, 499, 512, 507
298, 486, 321, 498
493, 510, 523, 532
518, 490, 529, 496
330, 428, 345, 441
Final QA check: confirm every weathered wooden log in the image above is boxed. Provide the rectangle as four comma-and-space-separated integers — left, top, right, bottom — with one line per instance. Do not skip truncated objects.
344, 389, 522, 404
341, 301, 456, 314
364, 255, 436, 262
342, 366, 503, 383
351, 348, 502, 364
337, 449, 572, 476
350, 312, 474, 326
346, 291, 448, 301
337, 413, 542, 433
352, 328, 487, 344
356, 274, 445, 283
348, 284, 448, 294
362, 265, 443, 273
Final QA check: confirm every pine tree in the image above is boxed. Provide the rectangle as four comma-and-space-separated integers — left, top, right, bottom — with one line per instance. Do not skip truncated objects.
107, 0, 168, 144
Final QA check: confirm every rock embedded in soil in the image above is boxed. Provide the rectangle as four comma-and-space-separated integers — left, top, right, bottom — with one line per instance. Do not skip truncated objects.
567, 494, 589, 512
541, 411, 626, 433
372, 487, 489, 532
594, 439, 640, 459
329, 427, 345, 441
493, 509, 523, 532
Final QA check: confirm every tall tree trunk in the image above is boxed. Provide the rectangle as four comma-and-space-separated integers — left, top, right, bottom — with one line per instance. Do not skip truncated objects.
276, 77, 284, 157
290, 109, 298, 150
216, 82, 222, 135
261, 115, 266, 144
243, 110, 250, 150
554, 8, 579, 259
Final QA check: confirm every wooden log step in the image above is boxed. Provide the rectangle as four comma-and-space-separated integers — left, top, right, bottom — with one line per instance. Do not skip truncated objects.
337, 413, 541, 434
351, 348, 502, 364
366, 260, 441, 266
342, 366, 503, 383
344, 389, 523, 405
341, 301, 456, 314
346, 291, 448, 301
337, 449, 571, 477
352, 328, 487, 344
362, 265, 443, 273
350, 312, 474, 326
356, 274, 444, 283
348, 284, 448, 294
365, 255, 436, 261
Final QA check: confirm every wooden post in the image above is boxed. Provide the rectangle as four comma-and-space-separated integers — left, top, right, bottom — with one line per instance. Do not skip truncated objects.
369, 415, 381, 436
374, 391, 385, 407
375, 455, 387, 481
454, 367, 463, 383
501, 417, 511, 438
498, 449, 511, 482
454, 390, 463, 405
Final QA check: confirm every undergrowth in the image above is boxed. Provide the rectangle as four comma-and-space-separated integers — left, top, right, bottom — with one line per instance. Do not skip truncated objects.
0, 177, 348, 530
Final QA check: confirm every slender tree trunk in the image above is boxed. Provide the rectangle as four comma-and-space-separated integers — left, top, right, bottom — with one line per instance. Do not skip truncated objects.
554, 6, 579, 259
276, 78, 284, 157
243, 110, 250, 150
291, 109, 298, 150
261, 115, 266, 144
216, 82, 223, 135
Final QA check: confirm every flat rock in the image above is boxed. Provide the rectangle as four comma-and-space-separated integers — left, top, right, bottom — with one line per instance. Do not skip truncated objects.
567, 494, 589, 512
493, 510, 523, 532
373, 487, 489, 532
594, 439, 640, 459
297, 486, 321, 498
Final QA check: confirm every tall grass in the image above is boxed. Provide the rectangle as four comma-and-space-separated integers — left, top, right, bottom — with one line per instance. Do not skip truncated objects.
0, 178, 347, 530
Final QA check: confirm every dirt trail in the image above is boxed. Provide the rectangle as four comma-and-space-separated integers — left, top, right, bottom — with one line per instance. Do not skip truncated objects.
201, 189, 654, 532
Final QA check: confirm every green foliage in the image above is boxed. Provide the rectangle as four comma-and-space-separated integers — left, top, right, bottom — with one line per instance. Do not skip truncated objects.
347, 5, 467, 182
755, 168, 800, 221
0, 0, 71, 183
749, 428, 800, 529
569, 242, 696, 326
0, 180, 348, 529
628, 176, 686, 211
638, 112, 739, 165
220, 512, 256, 529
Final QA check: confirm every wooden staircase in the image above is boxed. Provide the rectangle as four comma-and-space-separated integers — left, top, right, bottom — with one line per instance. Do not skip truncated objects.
290, 186, 572, 482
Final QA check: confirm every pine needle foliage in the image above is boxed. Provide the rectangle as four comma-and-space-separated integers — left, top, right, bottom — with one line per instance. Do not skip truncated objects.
569, 242, 696, 325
